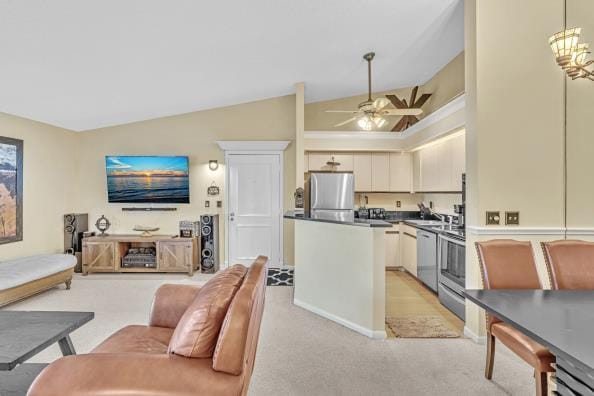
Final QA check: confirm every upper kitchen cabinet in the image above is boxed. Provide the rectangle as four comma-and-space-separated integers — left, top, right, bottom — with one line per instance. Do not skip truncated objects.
307, 152, 354, 172
414, 132, 465, 192
450, 133, 465, 191
353, 153, 372, 192
371, 153, 390, 192
389, 152, 412, 192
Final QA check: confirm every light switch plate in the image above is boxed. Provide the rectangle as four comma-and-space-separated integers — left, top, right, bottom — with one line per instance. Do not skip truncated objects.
505, 211, 520, 225
396, 200, 401, 208
486, 211, 501, 225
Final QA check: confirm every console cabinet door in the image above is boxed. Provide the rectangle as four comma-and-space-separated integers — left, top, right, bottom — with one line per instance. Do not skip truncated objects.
159, 241, 192, 272
83, 241, 115, 272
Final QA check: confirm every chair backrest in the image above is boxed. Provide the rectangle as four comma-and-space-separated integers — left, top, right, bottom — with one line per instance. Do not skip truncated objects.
542, 240, 594, 290
212, 256, 268, 385
475, 240, 542, 290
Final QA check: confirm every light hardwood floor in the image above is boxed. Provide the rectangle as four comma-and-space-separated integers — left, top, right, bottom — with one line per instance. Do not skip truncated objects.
385, 269, 464, 337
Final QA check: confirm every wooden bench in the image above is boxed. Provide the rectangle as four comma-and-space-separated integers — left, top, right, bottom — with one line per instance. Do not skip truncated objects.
0, 254, 76, 307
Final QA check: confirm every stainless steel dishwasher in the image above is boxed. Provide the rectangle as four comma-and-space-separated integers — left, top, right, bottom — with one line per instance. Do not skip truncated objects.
416, 229, 438, 292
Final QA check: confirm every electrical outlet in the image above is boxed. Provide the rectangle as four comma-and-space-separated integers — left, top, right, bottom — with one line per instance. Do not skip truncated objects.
505, 211, 520, 225
486, 211, 501, 225
429, 201, 434, 209
217, 200, 222, 208
205, 200, 210, 208
396, 200, 401, 208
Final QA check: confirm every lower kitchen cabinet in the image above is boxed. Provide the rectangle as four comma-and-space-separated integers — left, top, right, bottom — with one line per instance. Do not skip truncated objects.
401, 224, 417, 277
385, 226, 400, 268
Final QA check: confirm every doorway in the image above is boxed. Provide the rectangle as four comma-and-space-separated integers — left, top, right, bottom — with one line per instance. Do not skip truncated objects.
225, 150, 284, 268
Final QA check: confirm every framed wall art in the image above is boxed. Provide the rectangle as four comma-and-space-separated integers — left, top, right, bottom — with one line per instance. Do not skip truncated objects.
0, 136, 23, 245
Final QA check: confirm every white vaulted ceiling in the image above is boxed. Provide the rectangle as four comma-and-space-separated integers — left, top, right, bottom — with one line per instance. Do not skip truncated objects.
0, 0, 463, 131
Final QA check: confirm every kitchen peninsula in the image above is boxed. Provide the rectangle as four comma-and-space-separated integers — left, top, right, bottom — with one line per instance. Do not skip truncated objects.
285, 211, 392, 339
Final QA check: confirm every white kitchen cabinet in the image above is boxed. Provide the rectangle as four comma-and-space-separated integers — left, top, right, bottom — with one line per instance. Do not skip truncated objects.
412, 150, 421, 192
371, 153, 390, 192
353, 153, 372, 191
385, 226, 400, 268
450, 134, 465, 191
420, 145, 437, 192
435, 140, 452, 191
307, 152, 353, 172
401, 224, 417, 277
389, 152, 412, 192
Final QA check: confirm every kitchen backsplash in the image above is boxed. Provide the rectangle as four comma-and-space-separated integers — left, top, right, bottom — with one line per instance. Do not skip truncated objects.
355, 192, 462, 215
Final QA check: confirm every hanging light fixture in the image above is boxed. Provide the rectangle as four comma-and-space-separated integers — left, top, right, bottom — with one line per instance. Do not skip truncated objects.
549, 27, 594, 81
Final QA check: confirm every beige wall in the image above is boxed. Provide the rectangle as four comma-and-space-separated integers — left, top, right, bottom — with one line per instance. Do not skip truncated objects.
464, 0, 566, 338
305, 52, 465, 132
75, 95, 297, 266
0, 113, 79, 260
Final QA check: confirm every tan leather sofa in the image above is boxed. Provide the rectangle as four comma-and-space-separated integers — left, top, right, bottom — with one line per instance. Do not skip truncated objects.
28, 256, 268, 396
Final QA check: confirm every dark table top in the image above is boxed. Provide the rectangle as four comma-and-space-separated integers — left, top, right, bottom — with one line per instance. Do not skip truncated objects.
465, 290, 594, 372
0, 311, 94, 370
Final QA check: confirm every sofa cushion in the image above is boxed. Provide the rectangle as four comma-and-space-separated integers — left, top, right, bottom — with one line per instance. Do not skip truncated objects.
168, 264, 247, 358
0, 254, 76, 290
92, 325, 174, 354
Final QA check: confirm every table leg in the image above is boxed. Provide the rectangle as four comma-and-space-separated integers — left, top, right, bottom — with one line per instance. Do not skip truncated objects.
58, 335, 76, 356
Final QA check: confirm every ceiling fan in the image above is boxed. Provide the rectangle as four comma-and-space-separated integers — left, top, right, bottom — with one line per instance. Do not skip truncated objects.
326, 52, 423, 131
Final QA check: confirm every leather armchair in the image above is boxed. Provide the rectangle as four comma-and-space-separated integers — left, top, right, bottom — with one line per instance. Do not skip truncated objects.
475, 240, 554, 396
28, 256, 268, 396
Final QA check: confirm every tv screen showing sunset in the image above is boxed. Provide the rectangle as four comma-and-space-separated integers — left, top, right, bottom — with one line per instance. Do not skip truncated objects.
106, 156, 189, 203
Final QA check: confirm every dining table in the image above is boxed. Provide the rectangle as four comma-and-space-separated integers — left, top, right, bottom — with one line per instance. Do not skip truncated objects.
0, 311, 94, 396
465, 290, 594, 396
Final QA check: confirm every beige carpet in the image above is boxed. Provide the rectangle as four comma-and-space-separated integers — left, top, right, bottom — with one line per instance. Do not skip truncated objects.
387, 316, 461, 338
4, 273, 534, 395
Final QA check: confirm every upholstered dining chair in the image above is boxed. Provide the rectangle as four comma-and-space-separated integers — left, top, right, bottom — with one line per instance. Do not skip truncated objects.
475, 240, 555, 396
542, 240, 594, 289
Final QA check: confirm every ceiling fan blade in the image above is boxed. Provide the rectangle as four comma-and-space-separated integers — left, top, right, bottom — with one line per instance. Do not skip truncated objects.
391, 117, 409, 132
373, 97, 390, 110
409, 86, 419, 107
334, 117, 358, 127
325, 110, 360, 113
413, 93, 432, 108
383, 108, 423, 116
386, 94, 406, 109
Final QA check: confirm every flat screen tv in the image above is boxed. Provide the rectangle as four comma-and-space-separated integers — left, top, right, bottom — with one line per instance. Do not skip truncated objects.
105, 156, 190, 203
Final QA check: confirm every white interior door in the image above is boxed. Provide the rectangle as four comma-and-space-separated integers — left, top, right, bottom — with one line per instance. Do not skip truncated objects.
228, 154, 281, 267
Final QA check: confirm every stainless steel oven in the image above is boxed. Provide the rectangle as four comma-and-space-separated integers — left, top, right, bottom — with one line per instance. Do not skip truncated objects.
438, 233, 465, 320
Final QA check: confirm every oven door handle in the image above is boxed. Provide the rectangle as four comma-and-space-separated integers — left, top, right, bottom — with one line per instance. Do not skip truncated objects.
438, 234, 465, 246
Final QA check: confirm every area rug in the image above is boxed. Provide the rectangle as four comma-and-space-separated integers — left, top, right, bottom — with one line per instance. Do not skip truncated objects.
386, 316, 460, 338
267, 268, 294, 286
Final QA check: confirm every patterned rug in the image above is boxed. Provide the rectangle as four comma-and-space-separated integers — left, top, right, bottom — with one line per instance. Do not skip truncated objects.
267, 268, 294, 286
386, 316, 460, 338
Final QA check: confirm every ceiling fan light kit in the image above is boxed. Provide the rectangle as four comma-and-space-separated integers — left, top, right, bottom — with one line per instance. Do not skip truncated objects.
327, 52, 428, 132
549, 27, 594, 81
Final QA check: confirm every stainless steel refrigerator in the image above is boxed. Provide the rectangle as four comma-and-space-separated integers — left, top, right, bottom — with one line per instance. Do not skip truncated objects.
306, 172, 355, 222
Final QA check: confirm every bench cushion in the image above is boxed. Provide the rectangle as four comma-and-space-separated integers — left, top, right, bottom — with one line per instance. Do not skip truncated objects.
0, 254, 76, 291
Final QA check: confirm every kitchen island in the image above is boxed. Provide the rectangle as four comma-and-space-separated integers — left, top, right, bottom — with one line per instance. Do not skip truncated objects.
285, 211, 392, 339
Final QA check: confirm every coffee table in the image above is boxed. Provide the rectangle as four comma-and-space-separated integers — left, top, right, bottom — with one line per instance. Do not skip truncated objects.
0, 311, 94, 396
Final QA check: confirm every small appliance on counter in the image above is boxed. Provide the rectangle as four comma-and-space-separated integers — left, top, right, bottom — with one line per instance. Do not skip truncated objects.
305, 172, 355, 222
367, 208, 386, 220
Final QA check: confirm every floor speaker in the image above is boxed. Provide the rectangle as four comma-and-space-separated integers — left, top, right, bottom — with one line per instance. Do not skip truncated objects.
200, 214, 219, 273
64, 213, 88, 273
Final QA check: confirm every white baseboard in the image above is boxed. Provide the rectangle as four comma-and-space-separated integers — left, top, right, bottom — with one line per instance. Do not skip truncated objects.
293, 298, 386, 340
464, 326, 486, 344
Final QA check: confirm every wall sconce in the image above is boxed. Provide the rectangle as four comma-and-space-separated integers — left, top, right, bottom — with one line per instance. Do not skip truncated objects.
549, 27, 594, 81
209, 160, 219, 171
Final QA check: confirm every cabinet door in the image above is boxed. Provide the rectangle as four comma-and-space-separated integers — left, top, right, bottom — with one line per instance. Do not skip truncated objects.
436, 140, 453, 191
412, 150, 422, 192
307, 153, 332, 171
450, 134, 465, 191
333, 153, 354, 171
420, 145, 436, 192
385, 228, 400, 268
371, 153, 390, 191
389, 152, 412, 192
83, 241, 115, 272
353, 153, 372, 191
401, 225, 417, 277
159, 242, 192, 272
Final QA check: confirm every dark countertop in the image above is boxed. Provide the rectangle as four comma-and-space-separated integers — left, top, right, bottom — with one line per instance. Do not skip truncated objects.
284, 211, 392, 228
465, 290, 594, 372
